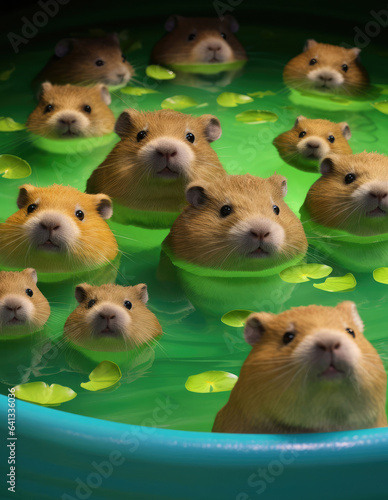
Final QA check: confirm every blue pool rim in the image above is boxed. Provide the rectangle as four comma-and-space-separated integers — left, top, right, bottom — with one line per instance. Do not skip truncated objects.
2, 395, 388, 500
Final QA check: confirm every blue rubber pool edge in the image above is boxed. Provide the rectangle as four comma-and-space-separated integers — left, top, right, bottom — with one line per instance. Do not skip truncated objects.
1, 395, 388, 500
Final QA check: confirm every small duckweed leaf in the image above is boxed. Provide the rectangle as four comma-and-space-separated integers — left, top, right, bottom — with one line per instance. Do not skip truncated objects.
373, 267, 388, 284
235, 110, 278, 124
161, 95, 198, 110
371, 101, 388, 114
313, 273, 356, 292
247, 90, 276, 98
81, 360, 122, 391
217, 92, 253, 107
185, 371, 238, 393
120, 86, 159, 96
221, 309, 254, 327
14, 382, 76, 406
0, 66, 15, 81
0, 155, 31, 179
146, 65, 176, 80
0, 117, 25, 132
280, 264, 333, 284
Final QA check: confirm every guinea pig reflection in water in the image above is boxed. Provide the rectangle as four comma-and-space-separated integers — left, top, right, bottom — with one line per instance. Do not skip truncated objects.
64, 283, 162, 352
213, 302, 387, 434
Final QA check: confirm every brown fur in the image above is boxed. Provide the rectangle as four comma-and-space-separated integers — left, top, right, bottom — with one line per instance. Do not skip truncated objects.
213, 302, 387, 433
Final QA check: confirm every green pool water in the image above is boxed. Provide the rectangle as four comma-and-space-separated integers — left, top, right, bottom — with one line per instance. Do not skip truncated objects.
1, 21, 388, 433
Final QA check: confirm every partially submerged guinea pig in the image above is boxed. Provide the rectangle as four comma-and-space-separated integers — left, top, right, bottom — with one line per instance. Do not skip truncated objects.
27, 82, 115, 139
283, 40, 369, 95
0, 184, 118, 273
86, 109, 226, 215
33, 33, 133, 87
64, 283, 162, 352
305, 152, 388, 236
0, 269, 50, 337
150, 15, 247, 66
213, 302, 387, 433
165, 174, 308, 271
273, 116, 352, 171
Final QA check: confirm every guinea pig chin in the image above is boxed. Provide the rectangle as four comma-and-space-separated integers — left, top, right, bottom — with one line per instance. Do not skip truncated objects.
191, 37, 234, 63
229, 217, 285, 258
89, 303, 130, 339
139, 138, 194, 179
307, 68, 344, 90
297, 137, 330, 160
50, 111, 90, 138
0, 295, 34, 327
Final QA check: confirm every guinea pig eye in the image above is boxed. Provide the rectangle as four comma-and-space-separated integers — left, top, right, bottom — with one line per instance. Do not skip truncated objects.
298, 131, 306, 138
124, 300, 132, 310
328, 135, 335, 143
273, 205, 280, 215
309, 58, 317, 65
346, 328, 355, 338
344, 173, 356, 184
220, 205, 232, 217
342, 64, 349, 72
25, 288, 33, 297
87, 299, 96, 309
186, 132, 195, 143
283, 332, 295, 345
75, 210, 84, 221
44, 104, 54, 113
188, 33, 196, 41
122, 54, 126, 62
137, 130, 147, 142
27, 204, 37, 214
83, 105, 91, 113
95, 59, 104, 67
220, 32, 227, 39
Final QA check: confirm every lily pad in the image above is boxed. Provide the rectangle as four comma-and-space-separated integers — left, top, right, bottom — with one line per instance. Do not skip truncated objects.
236, 110, 278, 124
216, 92, 253, 107
185, 370, 238, 393
313, 273, 356, 292
373, 267, 388, 284
280, 263, 333, 284
146, 65, 176, 80
161, 95, 198, 110
0, 155, 31, 179
221, 309, 254, 327
120, 86, 159, 96
247, 90, 276, 98
0, 66, 15, 81
0, 117, 25, 132
81, 360, 122, 391
14, 382, 76, 406
371, 101, 388, 114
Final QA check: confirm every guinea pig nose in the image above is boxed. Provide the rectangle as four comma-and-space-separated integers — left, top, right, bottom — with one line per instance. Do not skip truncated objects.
370, 191, 387, 200
307, 142, 320, 149
6, 305, 21, 312
117, 73, 125, 78
316, 341, 341, 352
208, 44, 221, 52
59, 118, 77, 125
99, 313, 116, 320
250, 230, 270, 239
157, 149, 177, 159
40, 222, 60, 231
319, 74, 332, 82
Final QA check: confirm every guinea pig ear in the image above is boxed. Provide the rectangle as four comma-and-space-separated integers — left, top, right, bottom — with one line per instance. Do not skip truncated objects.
202, 115, 222, 142
115, 110, 134, 138
349, 47, 361, 61
96, 84, 111, 105
164, 15, 182, 32
40, 81, 53, 97
105, 32, 120, 45
55, 38, 74, 58
320, 156, 336, 176
186, 184, 209, 207
336, 301, 364, 333
74, 283, 90, 303
269, 174, 287, 197
303, 39, 318, 52
223, 14, 239, 33
134, 283, 148, 304
339, 122, 351, 140
17, 184, 33, 209
294, 115, 306, 127
244, 313, 272, 346
94, 195, 113, 219
23, 268, 38, 284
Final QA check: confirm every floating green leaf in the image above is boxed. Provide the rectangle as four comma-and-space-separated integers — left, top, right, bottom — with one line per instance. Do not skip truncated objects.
280, 263, 333, 284
161, 95, 198, 110
247, 90, 276, 98
313, 273, 356, 292
0, 66, 15, 81
221, 309, 254, 327
14, 382, 76, 406
146, 65, 176, 80
120, 86, 158, 96
371, 101, 388, 114
81, 360, 122, 391
216, 92, 253, 107
373, 267, 388, 284
185, 371, 238, 393
0, 117, 25, 132
236, 110, 278, 124
0, 155, 31, 179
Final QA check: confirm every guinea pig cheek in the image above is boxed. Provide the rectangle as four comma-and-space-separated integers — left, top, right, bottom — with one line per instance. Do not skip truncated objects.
50, 111, 90, 138
297, 136, 330, 159
192, 37, 233, 63
139, 138, 195, 179
307, 67, 344, 89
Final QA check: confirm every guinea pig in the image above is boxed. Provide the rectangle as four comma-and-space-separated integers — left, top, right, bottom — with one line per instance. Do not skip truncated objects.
33, 33, 133, 87
86, 108, 226, 217
150, 15, 247, 66
0, 184, 118, 274
283, 40, 369, 95
164, 173, 308, 271
0, 268, 50, 338
64, 283, 162, 352
273, 116, 352, 171
304, 152, 388, 236
213, 302, 387, 434
27, 82, 115, 139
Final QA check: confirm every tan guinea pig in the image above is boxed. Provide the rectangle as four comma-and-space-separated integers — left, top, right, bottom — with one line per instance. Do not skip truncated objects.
33, 33, 133, 87
273, 116, 352, 172
150, 15, 247, 66
86, 108, 226, 214
283, 39, 369, 95
0, 184, 118, 274
165, 174, 308, 271
213, 302, 387, 434
0, 269, 50, 338
64, 283, 162, 352
305, 152, 388, 236
27, 82, 115, 139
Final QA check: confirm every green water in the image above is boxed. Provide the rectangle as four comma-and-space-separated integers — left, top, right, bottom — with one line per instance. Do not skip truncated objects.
1, 23, 388, 432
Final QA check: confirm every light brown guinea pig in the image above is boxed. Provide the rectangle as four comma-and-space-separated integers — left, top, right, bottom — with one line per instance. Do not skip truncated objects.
27, 82, 115, 139
64, 283, 162, 352
283, 39, 369, 95
150, 15, 247, 65
213, 302, 387, 434
0, 269, 50, 337
164, 174, 308, 271
273, 116, 352, 171
86, 108, 226, 214
33, 33, 133, 87
0, 184, 118, 274
305, 152, 388, 236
